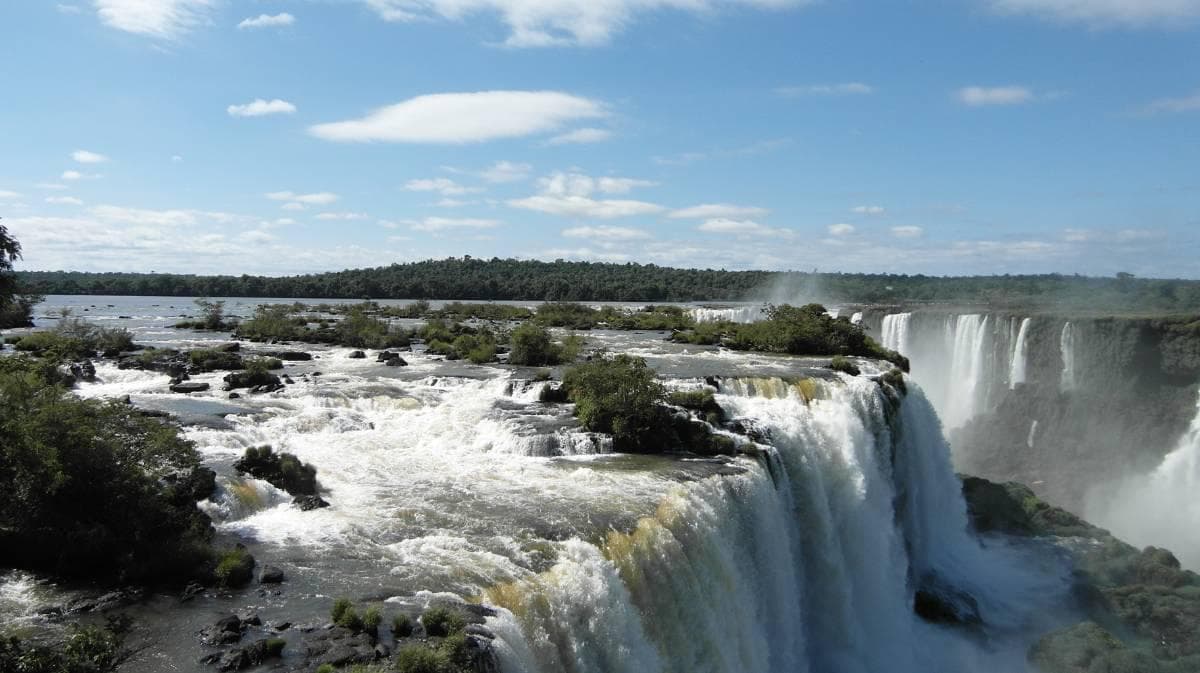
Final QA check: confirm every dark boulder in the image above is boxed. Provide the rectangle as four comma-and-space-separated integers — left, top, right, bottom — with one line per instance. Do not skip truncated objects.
261, 350, 313, 361
914, 574, 981, 626
171, 382, 211, 394
234, 446, 319, 497
294, 495, 330, 511
385, 356, 408, 367
213, 638, 285, 671
224, 370, 280, 391
258, 565, 285, 584
70, 360, 97, 383
349, 350, 366, 359
202, 614, 245, 646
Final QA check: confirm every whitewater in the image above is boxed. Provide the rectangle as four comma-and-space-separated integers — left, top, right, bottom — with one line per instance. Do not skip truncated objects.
1, 297, 1078, 671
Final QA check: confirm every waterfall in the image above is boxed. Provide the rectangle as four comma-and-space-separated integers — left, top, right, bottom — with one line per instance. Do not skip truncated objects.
1059, 322, 1076, 392
489, 377, 1069, 673
690, 306, 767, 324
1008, 318, 1031, 389
1087, 389, 1200, 570
944, 315, 989, 430
881, 313, 912, 354
850, 312, 863, 325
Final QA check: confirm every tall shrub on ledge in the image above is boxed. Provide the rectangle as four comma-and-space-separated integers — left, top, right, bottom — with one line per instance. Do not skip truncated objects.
562, 354, 667, 452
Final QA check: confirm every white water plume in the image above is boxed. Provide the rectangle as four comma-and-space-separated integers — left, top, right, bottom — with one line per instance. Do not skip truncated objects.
1009, 317, 1031, 389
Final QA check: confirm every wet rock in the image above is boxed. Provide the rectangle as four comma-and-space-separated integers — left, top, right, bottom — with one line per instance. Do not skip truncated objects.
385, 356, 408, 367
228, 392, 241, 399
224, 370, 280, 391
248, 382, 285, 394
70, 360, 97, 383
349, 350, 366, 359
180, 582, 206, 602
218, 343, 241, 352
273, 622, 291, 632
215, 638, 284, 671
283, 375, 295, 385
294, 495, 330, 511
914, 575, 981, 626
171, 381, 211, 394
202, 614, 245, 646
261, 350, 313, 361
258, 565, 285, 584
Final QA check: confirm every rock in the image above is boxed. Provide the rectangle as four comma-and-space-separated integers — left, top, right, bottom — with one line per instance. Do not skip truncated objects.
180, 582, 206, 602
283, 375, 295, 385
349, 350, 366, 359
201, 614, 245, 646
223, 370, 280, 391
261, 350, 313, 361
913, 574, 981, 626
248, 382, 284, 394
273, 622, 291, 632
385, 356, 408, 367
70, 360, 97, 383
171, 382, 211, 394
213, 639, 283, 672
294, 495, 330, 511
258, 565, 285, 584
218, 343, 241, 352
235, 446, 320, 497
228, 392, 241, 399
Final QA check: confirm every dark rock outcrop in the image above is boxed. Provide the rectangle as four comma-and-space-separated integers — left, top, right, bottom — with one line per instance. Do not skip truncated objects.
171, 382, 211, 394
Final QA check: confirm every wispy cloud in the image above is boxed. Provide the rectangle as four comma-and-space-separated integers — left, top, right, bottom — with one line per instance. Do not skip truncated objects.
228, 98, 297, 117
238, 13, 295, 30
547, 127, 613, 145
562, 226, 651, 240
72, 149, 109, 164
669, 203, 769, 219
1140, 91, 1200, 115
775, 82, 873, 97
403, 178, 482, 196
93, 0, 215, 40
407, 217, 501, 232
46, 196, 85, 206
698, 218, 792, 237
891, 225, 924, 238
828, 223, 856, 236
265, 191, 339, 205
315, 212, 369, 221
479, 161, 532, 183
852, 205, 885, 215
362, 0, 815, 48
988, 0, 1200, 27
956, 86, 1034, 106
310, 91, 606, 143
61, 170, 101, 180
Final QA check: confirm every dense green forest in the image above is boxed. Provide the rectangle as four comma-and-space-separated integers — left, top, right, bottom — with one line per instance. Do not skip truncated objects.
14, 258, 1200, 312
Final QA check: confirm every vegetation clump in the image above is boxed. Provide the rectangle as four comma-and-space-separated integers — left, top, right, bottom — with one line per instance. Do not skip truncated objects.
0, 225, 40, 328
508, 323, 583, 366
0, 618, 129, 673
829, 355, 861, 376
667, 389, 726, 425
13, 313, 136, 360
174, 298, 238, 330
214, 545, 255, 587
0, 357, 215, 584
233, 445, 319, 496
421, 606, 467, 638
672, 304, 909, 370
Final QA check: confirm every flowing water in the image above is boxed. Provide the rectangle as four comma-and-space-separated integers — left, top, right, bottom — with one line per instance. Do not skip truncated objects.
1008, 318, 1031, 389
1, 297, 1079, 671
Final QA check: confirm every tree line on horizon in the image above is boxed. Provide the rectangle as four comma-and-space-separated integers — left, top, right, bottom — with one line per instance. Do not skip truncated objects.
13, 257, 1200, 313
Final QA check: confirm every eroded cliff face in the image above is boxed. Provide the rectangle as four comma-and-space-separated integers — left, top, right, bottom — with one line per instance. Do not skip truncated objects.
861, 309, 1200, 511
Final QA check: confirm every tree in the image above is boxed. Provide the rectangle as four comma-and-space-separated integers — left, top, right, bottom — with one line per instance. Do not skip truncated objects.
562, 354, 667, 452
0, 222, 40, 328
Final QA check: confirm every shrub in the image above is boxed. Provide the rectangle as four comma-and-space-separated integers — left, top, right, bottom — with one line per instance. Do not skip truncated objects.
331, 597, 354, 624
881, 368, 907, 394
393, 613, 414, 638
395, 644, 449, 673
829, 355, 861, 376
563, 355, 668, 452
0, 620, 128, 673
0, 358, 215, 584
14, 331, 92, 359
421, 606, 467, 637
533, 302, 599, 329
215, 546, 255, 587
336, 605, 364, 632
363, 605, 383, 634
234, 446, 319, 497
189, 348, 244, 371
264, 638, 286, 657
508, 323, 553, 365
316, 665, 336, 673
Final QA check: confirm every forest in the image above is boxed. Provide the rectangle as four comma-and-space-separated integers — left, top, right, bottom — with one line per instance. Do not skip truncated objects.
14, 257, 1200, 313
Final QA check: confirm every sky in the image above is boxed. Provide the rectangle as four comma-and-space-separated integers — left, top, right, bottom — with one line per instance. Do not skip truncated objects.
1, 0, 1198, 278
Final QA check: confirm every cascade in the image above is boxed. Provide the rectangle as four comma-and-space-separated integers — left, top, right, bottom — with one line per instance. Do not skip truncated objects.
881, 313, 912, 354
1088, 389, 1200, 570
944, 315, 990, 430
850, 311, 863, 325
1008, 318, 1031, 389
1059, 322, 1076, 392
690, 306, 767, 324
487, 376, 1069, 673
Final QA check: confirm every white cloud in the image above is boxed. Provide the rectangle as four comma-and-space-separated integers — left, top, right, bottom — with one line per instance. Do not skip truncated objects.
653, 151, 707, 166
891, 225, 924, 238
265, 191, 339, 205
171, 155, 184, 163
227, 98, 297, 117
668, 203, 769, 219
72, 149, 109, 163
239, 229, 276, 244
403, 178, 482, 196
281, 202, 306, 211
57, 4, 83, 14
90, 204, 199, 227
407, 217, 501, 232
315, 212, 369, 221
94, 0, 215, 40
309, 91, 606, 143
539, 247, 632, 262
956, 86, 1034, 106
0, 190, 22, 200
46, 196, 85, 206
775, 82, 873, 97
510, 195, 665, 219
698, 218, 791, 237
36, 183, 69, 190
547, 127, 613, 144
538, 172, 655, 197
61, 170, 100, 180
1141, 91, 1200, 115
480, 161, 532, 183
562, 225, 651, 240
988, 0, 1200, 27
852, 205, 885, 215
363, 0, 813, 47
828, 223, 856, 236
238, 12, 295, 29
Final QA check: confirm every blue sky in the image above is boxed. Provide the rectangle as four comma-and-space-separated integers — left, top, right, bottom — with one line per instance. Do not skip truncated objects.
1, 0, 1198, 277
